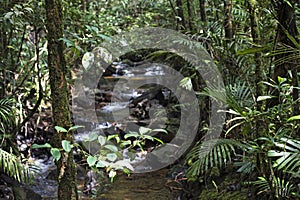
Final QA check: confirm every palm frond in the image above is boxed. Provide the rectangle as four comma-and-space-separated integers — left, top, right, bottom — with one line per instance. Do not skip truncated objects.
186, 139, 242, 178
0, 97, 15, 134
0, 148, 31, 182
268, 137, 300, 176
250, 176, 295, 199
201, 80, 253, 113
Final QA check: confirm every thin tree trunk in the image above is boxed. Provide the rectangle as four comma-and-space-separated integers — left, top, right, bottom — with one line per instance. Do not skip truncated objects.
176, 0, 186, 30
224, 0, 233, 39
45, 0, 78, 199
186, 0, 193, 31
199, 0, 206, 22
247, 1, 262, 106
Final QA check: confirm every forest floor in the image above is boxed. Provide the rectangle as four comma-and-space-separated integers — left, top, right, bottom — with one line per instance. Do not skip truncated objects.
99, 168, 180, 200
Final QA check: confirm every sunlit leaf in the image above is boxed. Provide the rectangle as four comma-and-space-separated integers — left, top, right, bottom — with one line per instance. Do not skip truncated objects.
68, 125, 84, 131
55, 126, 68, 133
50, 148, 61, 161
87, 155, 97, 167
106, 153, 118, 162
179, 77, 193, 91
31, 143, 52, 149
124, 132, 139, 139
62, 140, 72, 153
257, 96, 275, 102
96, 160, 109, 168
139, 127, 151, 135
104, 145, 118, 152
109, 170, 116, 182
87, 132, 98, 141
152, 129, 168, 134
287, 115, 300, 122
98, 135, 106, 146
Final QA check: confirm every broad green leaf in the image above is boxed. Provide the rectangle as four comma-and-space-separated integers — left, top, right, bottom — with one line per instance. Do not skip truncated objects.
124, 132, 139, 139
87, 132, 98, 141
62, 140, 72, 153
143, 135, 154, 141
96, 160, 109, 168
139, 127, 151, 135
68, 125, 84, 131
120, 140, 131, 148
104, 145, 118, 152
55, 126, 68, 133
106, 153, 118, 162
50, 148, 61, 161
107, 134, 118, 141
98, 135, 106, 146
87, 155, 97, 167
31, 143, 52, 149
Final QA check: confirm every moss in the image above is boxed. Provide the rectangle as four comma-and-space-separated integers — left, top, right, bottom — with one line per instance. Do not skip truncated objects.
198, 188, 248, 200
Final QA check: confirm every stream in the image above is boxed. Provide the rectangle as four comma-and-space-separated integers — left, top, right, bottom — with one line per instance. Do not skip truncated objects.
25, 60, 183, 199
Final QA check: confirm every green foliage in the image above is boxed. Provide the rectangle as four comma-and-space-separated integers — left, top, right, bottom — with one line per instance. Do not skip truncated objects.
33, 126, 167, 181
0, 97, 15, 136
268, 137, 300, 177
186, 139, 242, 179
0, 148, 31, 182
250, 176, 295, 199
32, 125, 84, 161
84, 127, 167, 181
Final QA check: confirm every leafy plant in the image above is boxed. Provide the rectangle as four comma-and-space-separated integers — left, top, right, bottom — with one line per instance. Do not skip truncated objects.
0, 97, 15, 137
84, 126, 167, 181
32, 125, 83, 161
0, 148, 31, 182
268, 137, 300, 177
250, 176, 295, 199
186, 139, 241, 179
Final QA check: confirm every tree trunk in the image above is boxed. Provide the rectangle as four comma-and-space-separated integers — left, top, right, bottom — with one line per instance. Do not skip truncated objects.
176, 0, 186, 30
272, 0, 299, 114
199, 0, 206, 22
45, 0, 78, 199
224, 0, 233, 39
247, 1, 262, 106
186, 0, 193, 31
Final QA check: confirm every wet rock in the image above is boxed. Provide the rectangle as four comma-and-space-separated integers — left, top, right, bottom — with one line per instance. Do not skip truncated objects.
0, 185, 14, 200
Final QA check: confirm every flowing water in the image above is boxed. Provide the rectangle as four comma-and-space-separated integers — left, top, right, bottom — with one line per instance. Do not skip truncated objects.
28, 61, 181, 199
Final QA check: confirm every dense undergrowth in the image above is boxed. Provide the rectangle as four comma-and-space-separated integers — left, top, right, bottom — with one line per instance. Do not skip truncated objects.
1, 0, 300, 199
